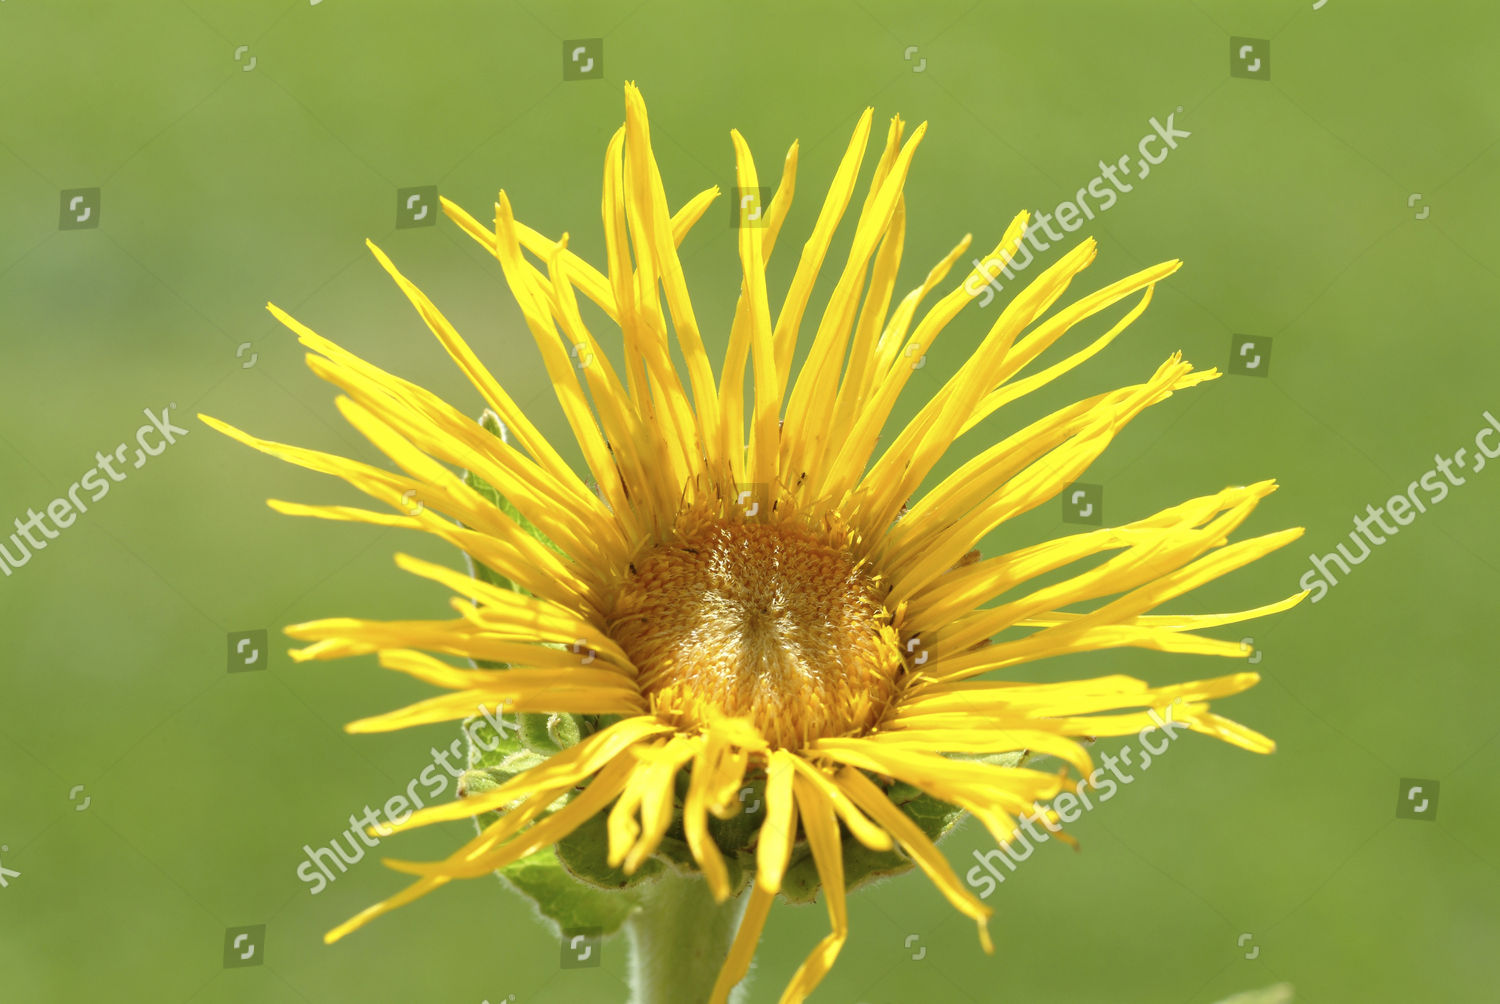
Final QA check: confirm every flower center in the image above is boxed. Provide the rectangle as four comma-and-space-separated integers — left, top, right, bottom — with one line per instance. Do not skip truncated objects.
608, 509, 905, 748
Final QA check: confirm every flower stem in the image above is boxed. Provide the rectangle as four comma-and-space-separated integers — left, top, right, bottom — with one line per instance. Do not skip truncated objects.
625, 868, 750, 1004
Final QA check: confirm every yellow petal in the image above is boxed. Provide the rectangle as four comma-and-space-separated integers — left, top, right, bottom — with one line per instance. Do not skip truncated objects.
754, 750, 800, 893
440, 195, 618, 321
771, 108, 874, 388
374, 715, 671, 836
778, 772, 849, 1003
729, 127, 780, 489
786, 756, 892, 851
709, 884, 775, 1004
833, 766, 993, 952
386, 754, 637, 879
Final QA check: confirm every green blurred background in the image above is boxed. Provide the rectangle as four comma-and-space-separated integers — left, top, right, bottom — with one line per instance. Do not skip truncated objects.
3, 1, 1497, 1001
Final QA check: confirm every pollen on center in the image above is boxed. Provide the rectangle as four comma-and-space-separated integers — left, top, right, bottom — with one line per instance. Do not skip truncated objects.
608, 507, 906, 748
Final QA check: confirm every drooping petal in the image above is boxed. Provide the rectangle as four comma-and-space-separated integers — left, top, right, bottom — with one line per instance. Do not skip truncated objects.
778, 772, 849, 1003
833, 766, 994, 953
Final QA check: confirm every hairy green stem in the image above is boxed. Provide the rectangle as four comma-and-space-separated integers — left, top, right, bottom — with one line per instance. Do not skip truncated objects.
625, 869, 750, 1004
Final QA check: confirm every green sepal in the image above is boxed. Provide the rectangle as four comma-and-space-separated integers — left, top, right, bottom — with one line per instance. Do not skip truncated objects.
552, 801, 665, 890
704, 783, 765, 857
495, 847, 642, 937
963, 750, 1034, 771
464, 714, 653, 931
467, 410, 566, 560
775, 789, 968, 905
457, 431, 521, 593
1211, 985, 1294, 1004
779, 835, 915, 905
654, 836, 755, 901
464, 717, 530, 771
461, 717, 549, 827
520, 711, 582, 755
898, 791, 967, 839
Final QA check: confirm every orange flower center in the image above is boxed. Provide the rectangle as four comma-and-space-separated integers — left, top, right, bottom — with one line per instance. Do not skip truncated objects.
608, 508, 904, 748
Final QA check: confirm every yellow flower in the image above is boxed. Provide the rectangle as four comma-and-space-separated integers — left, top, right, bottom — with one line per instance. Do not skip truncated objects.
204, 83, 1304, 1002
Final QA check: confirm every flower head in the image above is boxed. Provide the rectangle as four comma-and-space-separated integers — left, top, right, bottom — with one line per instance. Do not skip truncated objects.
205, 84, 1304, 1002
